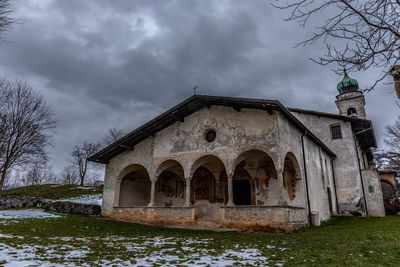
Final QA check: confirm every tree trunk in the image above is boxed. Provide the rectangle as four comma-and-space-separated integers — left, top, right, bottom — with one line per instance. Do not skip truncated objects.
0, 169, 7, 190
80, 175, 84, 186
390, 65, 400, 99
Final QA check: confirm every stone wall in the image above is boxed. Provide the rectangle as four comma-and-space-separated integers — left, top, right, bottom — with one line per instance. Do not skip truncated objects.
106, 206, 195, 224
0, 195, 101, 216
220, 206, 308, 229
0, 195, 42, 209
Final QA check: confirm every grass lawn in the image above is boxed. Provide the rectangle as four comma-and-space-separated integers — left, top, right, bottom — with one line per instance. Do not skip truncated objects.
0, 184, 103, 199
1, 212, 400, 266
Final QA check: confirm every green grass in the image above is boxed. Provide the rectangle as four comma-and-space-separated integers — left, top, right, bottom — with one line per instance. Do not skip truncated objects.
0, 184, 103, 199
1, 214, 400, 265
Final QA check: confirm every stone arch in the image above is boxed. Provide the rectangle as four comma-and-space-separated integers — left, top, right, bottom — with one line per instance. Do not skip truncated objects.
381, 180, 396, 200
232, 149, 278, 206
189, 154, 228, 178
154, 159, 186, 207
117, 164, 151, 207
231, 146, 279, 173
190, 155, 227, 220
283, 152, 302, 202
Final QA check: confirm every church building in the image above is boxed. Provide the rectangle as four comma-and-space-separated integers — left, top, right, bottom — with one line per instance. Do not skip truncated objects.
89, 72, 385, 231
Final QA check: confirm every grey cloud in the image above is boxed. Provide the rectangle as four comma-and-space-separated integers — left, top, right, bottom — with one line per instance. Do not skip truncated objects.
0, 0, 397, 172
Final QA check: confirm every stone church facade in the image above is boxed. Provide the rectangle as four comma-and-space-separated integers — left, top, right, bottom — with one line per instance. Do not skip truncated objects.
89, 73, 384, 230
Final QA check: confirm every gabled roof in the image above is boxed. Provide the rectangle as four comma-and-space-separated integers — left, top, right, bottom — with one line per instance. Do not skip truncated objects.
88, 95, 336, 164
288, 108, 377, 151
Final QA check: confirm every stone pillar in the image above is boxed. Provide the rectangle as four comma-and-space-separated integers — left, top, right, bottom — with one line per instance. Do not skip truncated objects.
227, 173, 234, 206
148, 179, 156, 207
250, 179, 256, 205
277, 170, 287, 206
185, 177, 191, 207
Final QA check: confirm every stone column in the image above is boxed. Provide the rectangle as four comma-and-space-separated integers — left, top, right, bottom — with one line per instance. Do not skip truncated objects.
277, 170, 287, 206
148, 179, 156, 207
185, 177, 191, 207
227, 173, 234, 206
249, 179, 256, 205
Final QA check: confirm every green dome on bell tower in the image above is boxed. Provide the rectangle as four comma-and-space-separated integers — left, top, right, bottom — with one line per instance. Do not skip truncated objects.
337, 69, 359, 93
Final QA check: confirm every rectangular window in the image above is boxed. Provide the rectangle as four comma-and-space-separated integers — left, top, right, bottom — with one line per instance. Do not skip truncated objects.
331, 125, 342, 139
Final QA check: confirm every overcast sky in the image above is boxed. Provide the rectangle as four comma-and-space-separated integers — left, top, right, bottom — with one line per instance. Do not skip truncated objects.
0, 0, 398, 174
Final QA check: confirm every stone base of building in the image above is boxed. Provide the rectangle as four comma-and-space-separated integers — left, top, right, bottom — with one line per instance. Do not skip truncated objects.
103, 205, 308, 233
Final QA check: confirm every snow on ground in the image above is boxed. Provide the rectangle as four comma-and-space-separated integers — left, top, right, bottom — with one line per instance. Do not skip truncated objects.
0, 232, 286, 266
58, 194, 102, 206
75, 186, 97, 190
0, 209, 61, 219
0, 209, 285, 266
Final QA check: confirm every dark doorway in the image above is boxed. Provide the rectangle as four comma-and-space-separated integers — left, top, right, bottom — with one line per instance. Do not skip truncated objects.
233, 180, 251, 205
327, 187, 334, 215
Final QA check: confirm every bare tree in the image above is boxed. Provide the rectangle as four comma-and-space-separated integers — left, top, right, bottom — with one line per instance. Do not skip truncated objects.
23, 162, 55, 186
71, 141, 101, 186
274, 0, 400, 93
0, 79, 57, 190
382, 115, 400, 173
103, 127, 125, 145
0, 0, 14, 40
60, 164, 78, 185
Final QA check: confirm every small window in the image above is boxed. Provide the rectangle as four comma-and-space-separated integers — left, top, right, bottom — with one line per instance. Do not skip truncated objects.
205, 130, 216, 142
331, 125, 342, 139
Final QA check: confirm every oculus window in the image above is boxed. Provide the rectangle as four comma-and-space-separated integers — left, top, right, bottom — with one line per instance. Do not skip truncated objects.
205, 130, 216, 142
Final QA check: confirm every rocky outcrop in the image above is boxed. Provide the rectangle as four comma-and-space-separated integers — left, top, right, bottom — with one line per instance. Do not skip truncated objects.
0, 195, 42, 209
0, 195, 101, 216
41, 200, 101, 216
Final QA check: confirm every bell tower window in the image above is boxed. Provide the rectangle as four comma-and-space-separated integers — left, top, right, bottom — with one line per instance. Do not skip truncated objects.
347, 108, 357, 117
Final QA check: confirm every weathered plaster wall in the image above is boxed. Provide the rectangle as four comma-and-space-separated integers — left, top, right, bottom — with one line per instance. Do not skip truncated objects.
153, 105, 280, 170
302, 136, 336, 221
102, 137, 154, 214
362, 169, 385, 217
277, 113, 335, 222
291, 112, 365, 215
102, 105, 337, 226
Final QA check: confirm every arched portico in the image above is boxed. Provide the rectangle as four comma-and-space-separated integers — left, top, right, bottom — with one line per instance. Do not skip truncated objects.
283, 152, 303, 206
117, 164, 151, 207
190, 155, 227, 220
154, 159, 186, 207
232, 149, 278, 206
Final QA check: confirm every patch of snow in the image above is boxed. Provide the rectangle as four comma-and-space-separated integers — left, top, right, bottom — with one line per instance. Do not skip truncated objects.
0, 209, 61, 219
75, 187, 96, 190
0, 243, 64, 267
58, 194, 102, 206
0, 227, 286, 266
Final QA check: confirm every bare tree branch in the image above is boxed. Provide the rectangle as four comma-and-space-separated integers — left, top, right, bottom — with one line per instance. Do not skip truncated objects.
0, 78, 57, 190
0, 0, 14, 41
103, 127, 125, 146
71, 141, 101, 186
274, 0, 400, 93
376, 115, 400, 175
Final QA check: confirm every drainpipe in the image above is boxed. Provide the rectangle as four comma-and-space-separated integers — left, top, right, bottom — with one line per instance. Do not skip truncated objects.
301, 132, 312, 225
330, 159, 340, 214
353, 134, 368, 216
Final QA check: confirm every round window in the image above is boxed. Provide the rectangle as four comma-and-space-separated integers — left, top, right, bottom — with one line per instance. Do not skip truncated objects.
205, 130, 216, 142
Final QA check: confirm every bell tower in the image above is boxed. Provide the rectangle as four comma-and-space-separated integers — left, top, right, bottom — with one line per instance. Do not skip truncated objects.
335, 70, 366, 119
